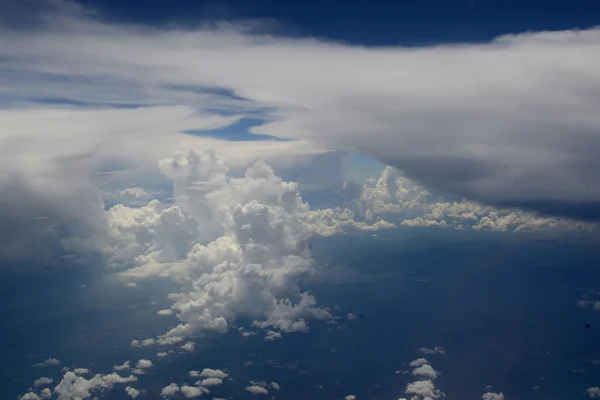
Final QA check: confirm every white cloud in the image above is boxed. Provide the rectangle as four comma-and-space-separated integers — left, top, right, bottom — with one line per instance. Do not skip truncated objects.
130, 338, 155, 347
588, 387, 600, 398
135, 359, 153, 369
347, 313, 357, 321
120, 188, 150, 198
271, 382, 281, 390
157, 352, 169, 358
405, 379, 443, 399
409, 358, 429, 367
33, 358, 61, 367
6, 11, 600, 220
181, 342, 195, 352
158, 309, 174, 316
578, 300, 600, 311
265, 330, 283, 340
33, 377, 53, 387
113, 361, 131, 371
125, 386, 140, 398
181, 385, 204, 398
2, 4, 599, 268
124, 282, 137, 288
345, 395, 357, 400
482, 393, 505, 400
73, 368, 89, 374
96, 153, 332, 343
200, 378, 223, 386
199, 369, 228, 379
161, 383, 180, 397
419, 346, 446, 355
412, 364, 439, 379
246, 385, 269, 395
20, 393, 42, 400
54, 371, 137, 400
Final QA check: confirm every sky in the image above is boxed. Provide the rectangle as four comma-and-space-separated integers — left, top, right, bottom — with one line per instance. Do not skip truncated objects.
1, 1, 600, 400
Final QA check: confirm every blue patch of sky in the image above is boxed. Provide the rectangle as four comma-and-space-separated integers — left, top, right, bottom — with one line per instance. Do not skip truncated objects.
74, 0, 600, 46
345, 153, 386, 183
183, 117, 291, 142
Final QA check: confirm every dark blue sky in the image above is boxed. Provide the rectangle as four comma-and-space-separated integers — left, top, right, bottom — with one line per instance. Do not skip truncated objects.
78, 0, 600, 45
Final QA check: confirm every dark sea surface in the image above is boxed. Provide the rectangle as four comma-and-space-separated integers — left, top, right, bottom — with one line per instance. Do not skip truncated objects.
2, 228, 599, 399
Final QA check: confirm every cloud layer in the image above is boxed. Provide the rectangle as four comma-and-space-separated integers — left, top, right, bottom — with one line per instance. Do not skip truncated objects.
2, 2, 600, 221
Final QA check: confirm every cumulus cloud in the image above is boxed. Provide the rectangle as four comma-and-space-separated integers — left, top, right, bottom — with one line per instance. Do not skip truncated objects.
113, 361, 131, 371
409, 358, 429, 367
199, 369, 228, 379
181, 342, 195, 352
91, 152, 333, 342
158, 309, 174, 316
125, 386, 140, 398
345, 395, 357, 400
200, 378, 223, 386
265, 330, 283, 340
54, 371, 137, 400
130, 339, 156, 347
412, 364, 439, 380
405, 379, 443, 399
482, 392, 505, 400
271, 382, 281, 390
161, 383, 180, 397
33, 358, 61, 367
246, 385, 269, 395
33, 377, 53, 387
73, 368, 89, 374
181, 385, 204, 398
135, 359, 153, 369
588, 387, 600, 398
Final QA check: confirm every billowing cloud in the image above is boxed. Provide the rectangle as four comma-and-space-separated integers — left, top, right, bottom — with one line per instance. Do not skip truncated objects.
246, 385, 269, 395
125, 386, 140, 398
482, 392, 505, 400
409, 358, 429, 367
73, 368, 89, 374
54, 371, 137, 400
588, 387, 600, 398
135, 359, 153, 369
412, 364, 439, 380
199, 369, 228, 379
405, 379, 443, 399
199, 378, 223, 387
113, 361, 131, 371
160, 383, 180, 397
181, 342, 195, 352
181, 385, 204, 398
33, 377, 53, 387
91, 152, 333, 342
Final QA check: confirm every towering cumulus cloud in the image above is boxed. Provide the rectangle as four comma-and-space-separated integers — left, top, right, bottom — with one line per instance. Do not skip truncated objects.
99, 149, 331, 339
